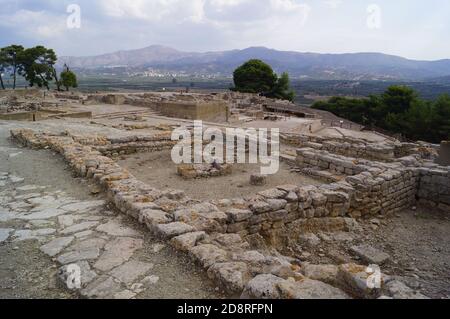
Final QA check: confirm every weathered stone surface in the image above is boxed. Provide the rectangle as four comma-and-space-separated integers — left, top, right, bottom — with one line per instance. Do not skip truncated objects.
0, 228, 14, 243
154, 222, 195, 239
214, 233, 245, 247
384, 280, 429, 299
13, 228, 56, 242
258, 188, 286, 199
81, 276, 122, 299
278, 278, 350, 299
197, 211, 228, 224
250, 201, 272, 214
266, 199, 287, 211
232, 250, 266, 264
311, 192, 327, 206
60, 221, 99, 235
9, 175, 25, 184
226, 209, 253, 222
109, 260, 153, 284
250, 174, 267, 186
241, 274, 285, 299
16, 185, 43, 192
189, 244, 228, 268
58, 261, 97, 288
69, 238, 107, 252
142, 275, 160, 287
207, 262, 250, 294
337, 263, 383, 299
285, 192, 298, 202
298, 233, 321, 247
94, 237, 143, 272
19, 208, 69, 220
190, 202, 220, 214
139, 209, 171, 225
0, 211, 16, 222
74, 230, 94, 238
350, 245, 390, 265
61, 200, 105, 212
113, 290, 136, 300
301, 264, 338, 285
330, 232, 354, 242
40, 236, 74, 257
57, 247, 101, 265
170, 231, 206, 251
96, 219, 140, 237
58, 215, 75, 228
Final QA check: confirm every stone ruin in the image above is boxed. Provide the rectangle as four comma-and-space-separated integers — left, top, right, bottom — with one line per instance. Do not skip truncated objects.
0, 90, 91, 121
84, 92, 231, 123
9, 122, 448, 300
438, 141, 450, 166
177, 163, 233, 179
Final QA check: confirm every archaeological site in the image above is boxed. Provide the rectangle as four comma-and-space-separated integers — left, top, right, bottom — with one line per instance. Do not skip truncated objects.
1, 88, 448, 301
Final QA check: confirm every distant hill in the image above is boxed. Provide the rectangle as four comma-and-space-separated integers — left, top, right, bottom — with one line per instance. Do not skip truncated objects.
428, 75, 450, 84
59, 45, 450, 81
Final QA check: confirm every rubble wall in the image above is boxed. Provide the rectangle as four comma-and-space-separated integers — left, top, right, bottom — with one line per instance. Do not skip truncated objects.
154, 101, 229, 122
417, 167, 450, 212
282, 134, 397, 161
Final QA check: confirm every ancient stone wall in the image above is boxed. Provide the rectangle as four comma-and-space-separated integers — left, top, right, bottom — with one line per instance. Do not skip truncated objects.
417, 167, 450, 211
437, 141, 450, 166
10, 128, 436, 298
154, 101, 230, 122
282, 134, 397, 161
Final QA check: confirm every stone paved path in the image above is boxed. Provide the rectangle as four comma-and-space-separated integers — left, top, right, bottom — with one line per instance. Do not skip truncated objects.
0, 123, 224, 299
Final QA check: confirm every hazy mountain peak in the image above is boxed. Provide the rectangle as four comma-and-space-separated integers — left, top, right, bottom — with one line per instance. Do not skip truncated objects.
59, 45, 450, 80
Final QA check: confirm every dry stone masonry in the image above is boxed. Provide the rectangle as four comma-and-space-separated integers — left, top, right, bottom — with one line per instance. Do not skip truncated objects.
9, 126, 445, 300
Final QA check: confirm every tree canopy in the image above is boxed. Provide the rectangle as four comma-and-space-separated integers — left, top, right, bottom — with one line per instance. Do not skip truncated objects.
60, 65, 78, 91
312, 85, 450, 144
0, 44, 77, 91
0, 45, 24, 89
232, 59, 295, 102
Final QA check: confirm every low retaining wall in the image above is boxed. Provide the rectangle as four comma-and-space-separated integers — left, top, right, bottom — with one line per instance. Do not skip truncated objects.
296, 147, 449, 215
281, 133, 431, 162
154, 101, 230, 122
417, 167, 450, 211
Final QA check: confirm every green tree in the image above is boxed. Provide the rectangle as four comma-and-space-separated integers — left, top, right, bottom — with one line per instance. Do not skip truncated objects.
311, 86, 449, 143
381, 85, 418, 115
60, 65, 78, 91
0, 51, 6, 89
233, 59, 295, 102
430, 94, 450, 142
270, 72, 295, 102
233, 59, 278, 94
0, 45, 24, 89
19, 46, 57, 90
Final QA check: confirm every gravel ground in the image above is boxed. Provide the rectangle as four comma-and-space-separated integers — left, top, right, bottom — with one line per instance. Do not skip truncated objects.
118, 150, 323, 201
285, 208, 450, 299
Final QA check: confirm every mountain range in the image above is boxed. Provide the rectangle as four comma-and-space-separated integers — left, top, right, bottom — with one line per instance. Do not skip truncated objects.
59, 45, 450, 81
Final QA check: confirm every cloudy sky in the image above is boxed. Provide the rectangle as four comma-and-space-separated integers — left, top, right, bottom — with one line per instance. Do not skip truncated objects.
0, 0, 449, 60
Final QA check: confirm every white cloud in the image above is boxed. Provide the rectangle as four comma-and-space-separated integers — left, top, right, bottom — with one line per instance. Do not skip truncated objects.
0, 0, 449, 60
100, 0, 206, 23
0, 9, 66, 38
323, 0, 343, 9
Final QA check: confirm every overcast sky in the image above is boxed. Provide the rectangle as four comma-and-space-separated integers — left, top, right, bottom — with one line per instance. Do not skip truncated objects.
0, 0, 449, 60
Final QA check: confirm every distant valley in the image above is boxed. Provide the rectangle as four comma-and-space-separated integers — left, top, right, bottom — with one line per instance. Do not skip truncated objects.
59, 45, 450, 81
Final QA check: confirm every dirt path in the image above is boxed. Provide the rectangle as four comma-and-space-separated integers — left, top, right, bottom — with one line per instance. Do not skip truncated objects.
0, 122, 224, 299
